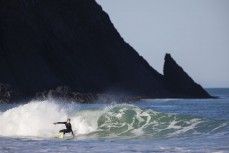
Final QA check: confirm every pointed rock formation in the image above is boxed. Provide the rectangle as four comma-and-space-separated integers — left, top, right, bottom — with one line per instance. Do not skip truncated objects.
163, 53, 212, 98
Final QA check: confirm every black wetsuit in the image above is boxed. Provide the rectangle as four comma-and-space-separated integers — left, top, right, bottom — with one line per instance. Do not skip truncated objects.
56, 122, 74, 135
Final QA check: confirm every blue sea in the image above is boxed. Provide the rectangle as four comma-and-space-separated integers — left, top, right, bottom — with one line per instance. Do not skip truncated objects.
0, 88, 229, 153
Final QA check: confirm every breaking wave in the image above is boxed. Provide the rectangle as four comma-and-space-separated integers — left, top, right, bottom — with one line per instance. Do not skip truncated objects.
0, 100, 228, 139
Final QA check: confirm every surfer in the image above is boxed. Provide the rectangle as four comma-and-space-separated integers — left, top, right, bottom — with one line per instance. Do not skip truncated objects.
53, 118, 74, 137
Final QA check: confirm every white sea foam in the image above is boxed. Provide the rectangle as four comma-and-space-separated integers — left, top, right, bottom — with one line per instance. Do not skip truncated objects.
0, 100, 67, 137
0, 100, 100, 138
72, 110, 102, 135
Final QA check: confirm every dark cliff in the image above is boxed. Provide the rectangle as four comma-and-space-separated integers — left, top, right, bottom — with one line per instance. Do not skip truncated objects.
163, 54, 211, 98
0, 0, 211, 102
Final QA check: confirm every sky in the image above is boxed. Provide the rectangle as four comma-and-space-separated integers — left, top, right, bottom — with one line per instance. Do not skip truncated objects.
96, 0, 229, 88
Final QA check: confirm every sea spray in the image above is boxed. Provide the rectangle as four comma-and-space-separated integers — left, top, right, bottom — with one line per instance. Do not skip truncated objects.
0, 100, 102, 138
0, 100, 67, 137
72, 110, 102, 135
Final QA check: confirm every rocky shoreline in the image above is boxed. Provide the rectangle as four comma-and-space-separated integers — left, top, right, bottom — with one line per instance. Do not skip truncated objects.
0, 83, 11, 103
35, 86, 142, 103
0, 85, 141, 103
1, 84, 214, 104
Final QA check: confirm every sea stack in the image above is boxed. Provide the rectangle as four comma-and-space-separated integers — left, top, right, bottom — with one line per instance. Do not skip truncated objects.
163, 53, 212, 98
0, 0, 212, 102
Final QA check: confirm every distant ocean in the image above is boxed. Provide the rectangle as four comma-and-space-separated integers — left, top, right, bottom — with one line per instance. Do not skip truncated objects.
0, 88, 228, 153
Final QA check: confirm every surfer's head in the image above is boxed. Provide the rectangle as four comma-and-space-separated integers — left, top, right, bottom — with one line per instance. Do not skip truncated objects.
67, 118, 71, 123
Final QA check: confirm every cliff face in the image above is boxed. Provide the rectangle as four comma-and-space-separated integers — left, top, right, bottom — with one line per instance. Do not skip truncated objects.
163, 54, 211, 98
0, 0, 211, 102
0, 0, 169, 99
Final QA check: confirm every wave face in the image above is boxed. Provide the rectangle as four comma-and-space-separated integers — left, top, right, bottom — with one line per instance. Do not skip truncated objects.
0, 101, 228, 139
96, 104, 229, 139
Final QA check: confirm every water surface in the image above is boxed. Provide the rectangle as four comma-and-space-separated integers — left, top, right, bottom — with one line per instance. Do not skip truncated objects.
0, 88, 228, 152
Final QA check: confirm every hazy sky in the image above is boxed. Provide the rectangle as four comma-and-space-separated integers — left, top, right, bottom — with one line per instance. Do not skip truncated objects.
96, 0, 229, 88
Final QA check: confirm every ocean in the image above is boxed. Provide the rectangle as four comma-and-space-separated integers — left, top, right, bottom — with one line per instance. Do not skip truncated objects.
0, 88, 229, 153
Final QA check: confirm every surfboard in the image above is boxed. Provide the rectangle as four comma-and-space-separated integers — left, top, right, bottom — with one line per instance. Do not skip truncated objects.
55, 132, 64, 139
55, 132, 74, 140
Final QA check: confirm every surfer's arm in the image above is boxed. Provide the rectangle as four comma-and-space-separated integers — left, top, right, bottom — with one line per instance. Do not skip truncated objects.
53, 122, 66, 125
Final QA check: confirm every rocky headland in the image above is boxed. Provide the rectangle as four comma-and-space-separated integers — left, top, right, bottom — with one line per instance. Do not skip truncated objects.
0, 0, 212, 103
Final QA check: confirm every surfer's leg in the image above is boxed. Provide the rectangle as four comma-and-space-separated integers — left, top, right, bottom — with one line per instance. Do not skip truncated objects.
59, 129, 66, 134
65, 129, 71, 133
59, 129, 69, 135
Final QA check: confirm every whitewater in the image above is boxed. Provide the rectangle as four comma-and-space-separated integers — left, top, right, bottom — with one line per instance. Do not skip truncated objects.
0, 88, 229, 153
